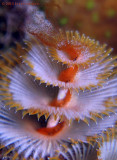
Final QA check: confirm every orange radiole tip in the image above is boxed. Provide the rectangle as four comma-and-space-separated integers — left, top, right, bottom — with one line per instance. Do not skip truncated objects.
37, 122, 65, 136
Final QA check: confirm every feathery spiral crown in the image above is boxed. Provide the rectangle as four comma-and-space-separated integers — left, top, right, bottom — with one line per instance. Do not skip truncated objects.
0, 11, 117, 159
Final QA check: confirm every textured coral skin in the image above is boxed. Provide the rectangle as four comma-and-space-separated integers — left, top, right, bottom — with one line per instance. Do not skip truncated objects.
44, 0, 117, 54
0, 8, 117, 160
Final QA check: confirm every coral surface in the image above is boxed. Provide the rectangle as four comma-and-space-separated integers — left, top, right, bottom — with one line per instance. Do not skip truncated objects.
44, 0, 117, 54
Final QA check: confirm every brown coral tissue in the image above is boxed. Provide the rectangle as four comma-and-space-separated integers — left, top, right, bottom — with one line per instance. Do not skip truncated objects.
45, 0, 117, 54
0, 3, 117, 160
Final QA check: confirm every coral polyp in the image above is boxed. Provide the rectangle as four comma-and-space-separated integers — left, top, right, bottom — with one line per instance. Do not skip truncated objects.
0, 10, 117, 160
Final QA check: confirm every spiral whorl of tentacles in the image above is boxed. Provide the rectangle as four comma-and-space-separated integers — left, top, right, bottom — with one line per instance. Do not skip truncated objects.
0, 11, 117, 160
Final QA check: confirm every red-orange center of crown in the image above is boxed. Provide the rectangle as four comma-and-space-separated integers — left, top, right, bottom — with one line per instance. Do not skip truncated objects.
58, 65, 78, 83
50, 90, 71, 107
37, 122, 65, 136
58, 43, 81, 61
28, 32, 56, 47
